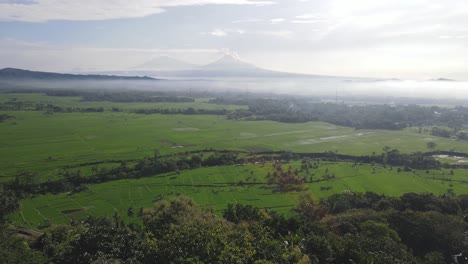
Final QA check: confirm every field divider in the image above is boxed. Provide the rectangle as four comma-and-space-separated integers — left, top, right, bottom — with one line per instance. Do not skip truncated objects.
35, 208, 48, 221
144, 186, 156, 196
66, 196, 87, 212
19, 211, 32, 228
48, 203, 72, 222
336, 175, 353, 191
218, 166, 238, 204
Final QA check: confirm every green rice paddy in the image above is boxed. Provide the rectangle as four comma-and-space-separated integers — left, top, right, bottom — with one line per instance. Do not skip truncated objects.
3, 92, 468, 228
10, 162, 468, 228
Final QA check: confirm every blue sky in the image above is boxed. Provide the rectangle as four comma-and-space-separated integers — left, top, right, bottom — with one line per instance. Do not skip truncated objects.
0, 0, 467, 79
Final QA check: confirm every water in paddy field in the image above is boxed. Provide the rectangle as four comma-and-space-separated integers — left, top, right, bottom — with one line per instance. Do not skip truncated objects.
150, 77, 468, 102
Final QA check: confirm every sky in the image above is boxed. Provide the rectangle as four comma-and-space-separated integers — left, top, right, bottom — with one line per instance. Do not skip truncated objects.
0, 0, 467, 79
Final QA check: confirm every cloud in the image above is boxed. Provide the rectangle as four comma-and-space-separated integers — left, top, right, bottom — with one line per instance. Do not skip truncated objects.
270, 18, 285, 24
0, 0, 36, 4
439, 35, 467, 39
0, 0, 275, 22
295, 14, 316, 19
0, 38, 223, 70
295, 0, 468, 44
232, 18, 263, 23
220, 48, 241, 59
291, 20, 318, 24
203, 28, 291, 39
210, 29, 228, 37
204, 28, 247, 36
255, 30, 293, 39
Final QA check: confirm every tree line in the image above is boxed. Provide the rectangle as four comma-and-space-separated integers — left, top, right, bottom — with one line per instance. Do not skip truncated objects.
0, 102, 230, 116
0, 113, 14, 122
5, 151, 240, 197
4, 89, 195, 103
5, 148, 448, 198
212, 97, 468, 131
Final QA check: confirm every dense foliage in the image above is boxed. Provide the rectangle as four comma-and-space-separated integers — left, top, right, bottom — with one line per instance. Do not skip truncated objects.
212, 97, 468, 131
1, 191, 467, 263
0, 113, 15, 122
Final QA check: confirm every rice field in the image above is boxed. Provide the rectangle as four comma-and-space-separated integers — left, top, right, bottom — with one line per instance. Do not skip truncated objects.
11, 162, 468, 228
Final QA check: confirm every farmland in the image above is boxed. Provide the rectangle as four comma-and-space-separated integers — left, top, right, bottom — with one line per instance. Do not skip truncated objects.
3, 92, 468, 228
10, 161, 468, 228
2, 93, 468, 183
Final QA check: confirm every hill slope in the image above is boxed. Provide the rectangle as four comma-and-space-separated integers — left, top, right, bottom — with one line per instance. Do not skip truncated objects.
0, 68, 156, 81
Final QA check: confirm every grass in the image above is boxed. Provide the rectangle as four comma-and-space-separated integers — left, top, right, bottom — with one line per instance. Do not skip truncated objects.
0, 93, 247, 111
10, 162, 468, 228
2, 108, 468, 182
3, 92, 468, 229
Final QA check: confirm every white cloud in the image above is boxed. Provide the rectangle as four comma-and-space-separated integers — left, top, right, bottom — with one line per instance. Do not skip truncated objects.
0, 0, 275, 22
203, 28, 291, 39
291, 20, 318, 24
255, 30, 293, 39
232, 18, 263, 23
210, 29, 228, 37
0, 0, 36, 4
439, 35, 467, 39
270, 18, 285, 24
295, 14, 316, 19
219, 48, 242, 59
0, 38, 223, 70
293, 0, 468, 44
205, 28, 246, 36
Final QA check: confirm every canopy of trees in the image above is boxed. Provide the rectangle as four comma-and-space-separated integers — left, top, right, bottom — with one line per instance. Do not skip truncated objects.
1, 192, 467, 263
214, 97, 468, 131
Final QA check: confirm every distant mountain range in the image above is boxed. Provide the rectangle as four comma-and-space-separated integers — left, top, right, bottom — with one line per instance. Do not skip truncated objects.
0, 68, 156, 81
429, 78, 456, 82
1, 59, 458, 82
125, 55, 461, 81
114, 54, 352, 79
199, 55, 258, 71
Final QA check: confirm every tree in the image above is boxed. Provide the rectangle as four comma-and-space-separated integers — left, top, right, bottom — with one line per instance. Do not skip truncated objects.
0, 186, 19, 222
0, 227, 45, 264
36, 217, 144, 263
427, 141, 437, 150
127, 207, 134, 217
0, 187, 43, 263
293, 194, 327, 222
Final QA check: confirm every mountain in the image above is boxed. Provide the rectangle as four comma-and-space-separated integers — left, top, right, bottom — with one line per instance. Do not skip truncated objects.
114, 54, 360, 79
192, 54, 359, 79
0, 68, 156, 81
430, 78, 456, 82
200, 54, 258, 71
133, 56, 198, 71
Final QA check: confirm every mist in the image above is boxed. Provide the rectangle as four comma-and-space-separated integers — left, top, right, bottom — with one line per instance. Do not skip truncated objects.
2, 77, 468, 106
